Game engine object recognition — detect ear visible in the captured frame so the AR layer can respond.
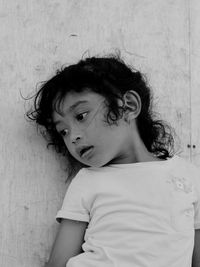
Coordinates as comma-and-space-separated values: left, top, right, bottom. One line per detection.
123, 90, 141, 122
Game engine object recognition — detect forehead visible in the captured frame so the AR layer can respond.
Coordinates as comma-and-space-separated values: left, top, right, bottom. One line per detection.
62, 90, 104, 107
52, 90, 105, 120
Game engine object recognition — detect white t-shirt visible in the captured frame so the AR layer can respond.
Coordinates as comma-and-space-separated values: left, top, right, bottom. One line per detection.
56, 156, 200, 267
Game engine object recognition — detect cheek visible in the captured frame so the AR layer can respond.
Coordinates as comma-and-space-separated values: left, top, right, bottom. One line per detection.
91, 112, 111, 133
66, 146, 80, 161
91, 124, 118, 146
89, 121, 110, 140
62, 139, 74, 155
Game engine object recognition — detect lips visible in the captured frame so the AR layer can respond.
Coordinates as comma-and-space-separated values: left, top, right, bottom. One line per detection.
79, 146, 94, 158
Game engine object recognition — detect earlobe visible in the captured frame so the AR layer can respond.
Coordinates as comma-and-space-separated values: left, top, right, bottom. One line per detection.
123, 90, 141, 121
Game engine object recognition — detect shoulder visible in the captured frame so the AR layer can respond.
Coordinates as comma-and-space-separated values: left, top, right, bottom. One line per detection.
71, 167, 102, 183
72, 166, 116, 181
68, 166, 119, 192
67, 167, 104, 193
169, 155, 200, 193
170, 155, 199, 174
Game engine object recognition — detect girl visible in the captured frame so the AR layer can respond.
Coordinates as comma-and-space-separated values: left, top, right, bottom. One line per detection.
27, 55, 200, 267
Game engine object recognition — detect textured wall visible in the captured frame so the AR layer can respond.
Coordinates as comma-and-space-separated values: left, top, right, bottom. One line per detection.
0, 0, 199, 266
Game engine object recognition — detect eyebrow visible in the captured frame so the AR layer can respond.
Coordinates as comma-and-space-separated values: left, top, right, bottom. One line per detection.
54, 100, 89, 126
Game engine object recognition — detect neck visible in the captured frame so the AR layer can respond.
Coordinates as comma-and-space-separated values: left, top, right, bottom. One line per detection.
120, 125, 163, 164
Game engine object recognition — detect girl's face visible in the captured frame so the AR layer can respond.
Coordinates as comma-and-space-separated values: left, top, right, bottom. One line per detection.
53, 90, 135, 167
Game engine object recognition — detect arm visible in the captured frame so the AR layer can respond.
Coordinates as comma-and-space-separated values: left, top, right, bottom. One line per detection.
45, 219, 88, 267
192, 229, 200, 267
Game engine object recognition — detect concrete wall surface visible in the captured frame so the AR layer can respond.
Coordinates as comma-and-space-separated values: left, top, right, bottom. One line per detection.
0, 0, 200, 266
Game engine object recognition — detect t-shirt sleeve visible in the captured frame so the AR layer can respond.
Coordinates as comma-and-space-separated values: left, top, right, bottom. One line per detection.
190, 163, 200, 229
56, 169, 90, 223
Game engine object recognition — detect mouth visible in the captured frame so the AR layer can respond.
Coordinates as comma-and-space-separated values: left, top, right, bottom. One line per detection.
80, 146, 94, 158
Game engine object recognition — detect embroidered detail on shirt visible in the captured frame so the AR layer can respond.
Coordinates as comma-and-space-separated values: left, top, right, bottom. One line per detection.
167, 176, 193, 193
185, 208, 193, 217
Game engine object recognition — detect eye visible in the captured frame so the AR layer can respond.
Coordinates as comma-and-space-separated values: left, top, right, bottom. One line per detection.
76, 112, 88, 121
59, 129, 69, 137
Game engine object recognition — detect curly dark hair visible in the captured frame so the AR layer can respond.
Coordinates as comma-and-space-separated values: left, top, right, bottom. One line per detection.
26, 54, 174, 178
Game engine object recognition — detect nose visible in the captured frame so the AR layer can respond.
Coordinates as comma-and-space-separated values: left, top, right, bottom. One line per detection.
71, 131, 82, 144
72, 136, 81, 144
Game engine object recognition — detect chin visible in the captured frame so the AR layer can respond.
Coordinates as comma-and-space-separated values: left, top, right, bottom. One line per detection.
86, 162, 105, 168
82, 158, 110, 168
